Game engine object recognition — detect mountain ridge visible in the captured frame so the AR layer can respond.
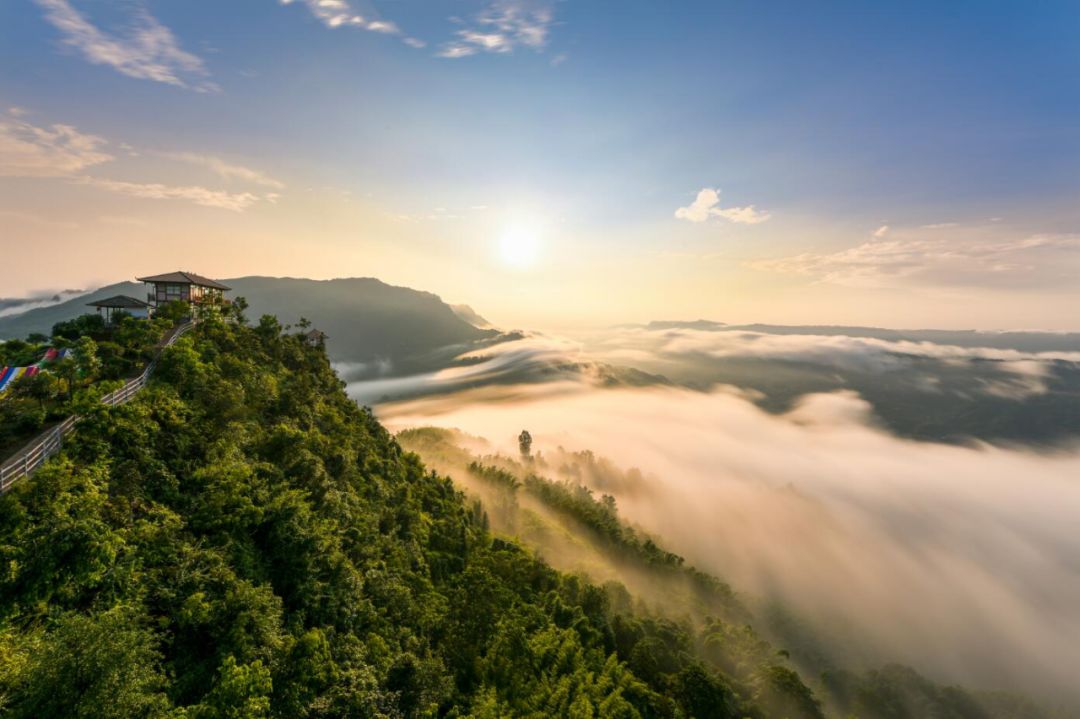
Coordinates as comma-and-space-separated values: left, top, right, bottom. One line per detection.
0, 276, 496, 372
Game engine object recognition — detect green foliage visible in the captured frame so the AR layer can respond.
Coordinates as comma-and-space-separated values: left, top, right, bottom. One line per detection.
51, 313, 106, 343
0, 314, 173, 456
0, 607, 172, 719
156, 300, 193, 325
0, 317, 773, 718
188, 656, 273, 719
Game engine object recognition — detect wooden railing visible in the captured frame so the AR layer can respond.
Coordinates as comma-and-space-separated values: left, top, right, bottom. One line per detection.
0, 322, 194, 493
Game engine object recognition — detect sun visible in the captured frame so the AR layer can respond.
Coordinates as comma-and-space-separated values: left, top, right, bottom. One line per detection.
497, 223, 541, 269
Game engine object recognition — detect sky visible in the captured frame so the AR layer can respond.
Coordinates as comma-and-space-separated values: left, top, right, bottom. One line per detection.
1, 0, 1079, 330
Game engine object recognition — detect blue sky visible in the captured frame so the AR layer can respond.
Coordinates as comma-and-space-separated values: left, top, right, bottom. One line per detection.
2, 0, 1079, 328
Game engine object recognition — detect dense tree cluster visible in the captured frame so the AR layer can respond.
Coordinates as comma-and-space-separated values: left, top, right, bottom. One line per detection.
0, 312, 774, 718
0, 310, 180, 457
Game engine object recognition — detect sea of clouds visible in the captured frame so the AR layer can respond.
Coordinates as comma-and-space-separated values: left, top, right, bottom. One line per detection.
346, 325, 1080, 701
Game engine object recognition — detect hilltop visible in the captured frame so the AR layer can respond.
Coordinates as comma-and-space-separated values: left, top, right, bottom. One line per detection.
0, 276, 495, 374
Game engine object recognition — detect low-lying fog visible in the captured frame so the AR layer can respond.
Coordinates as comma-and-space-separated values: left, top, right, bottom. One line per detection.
343, 324, 1080, 702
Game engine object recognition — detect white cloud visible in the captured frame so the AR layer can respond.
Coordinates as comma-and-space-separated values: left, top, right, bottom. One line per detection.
674, 187, 771, 225
873, 224, 890, 238
280, 0, 413, 43
751, 232, 1080, 288
0, 115, 113, 177
439, 0, 556, 59
77, 176, 260, 212
366, 20, 399, 34
161, 151, 285, 189
437, 44, 477, 59
33, 0, 216, 91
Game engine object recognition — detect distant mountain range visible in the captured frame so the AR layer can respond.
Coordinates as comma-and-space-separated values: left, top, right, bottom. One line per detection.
0, 277, 496, 375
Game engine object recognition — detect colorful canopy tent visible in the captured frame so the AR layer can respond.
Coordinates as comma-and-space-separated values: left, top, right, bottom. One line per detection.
0, 347, 67, 394
0, 366, 38, 393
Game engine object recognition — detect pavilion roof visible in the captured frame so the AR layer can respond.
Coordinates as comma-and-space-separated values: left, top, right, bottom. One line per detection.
135, 271, 231, 290
86, 295, 152, 309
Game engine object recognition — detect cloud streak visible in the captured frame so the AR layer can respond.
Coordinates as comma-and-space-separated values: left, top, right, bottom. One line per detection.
279, 0, 428, 48
0, 288, 87, 318
76, 176, 261, 212
1, 110, 280, 212
0, 117, 112, 177
160, 152, 285, 189
752, 231, 1080, 288
33, 0, 216, 91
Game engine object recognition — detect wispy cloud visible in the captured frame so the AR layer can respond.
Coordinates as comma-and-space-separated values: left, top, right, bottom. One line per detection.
279, 0, 428, 47
161, 151, 285, 189
674, 187, 771, 225
752, 232, 1080, 288
33, 0, 217, 92
1, 110, 274, 212
0, 288, 88, 318
0, 116, 112, 177
438, 0, 556, 59
873, 224, 890, 238
77, 176, 260, 212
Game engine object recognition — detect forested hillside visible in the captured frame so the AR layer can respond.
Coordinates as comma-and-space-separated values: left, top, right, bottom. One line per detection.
0, 311, 818, 718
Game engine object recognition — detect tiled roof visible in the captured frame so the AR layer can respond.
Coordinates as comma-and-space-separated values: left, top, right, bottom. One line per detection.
86, 295, 152, 309
135, 271, 231, 290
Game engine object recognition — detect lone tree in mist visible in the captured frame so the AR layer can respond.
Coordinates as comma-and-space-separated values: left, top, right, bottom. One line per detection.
518, 430, 533, 460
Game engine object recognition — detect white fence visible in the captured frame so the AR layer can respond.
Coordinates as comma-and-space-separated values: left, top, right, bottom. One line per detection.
0, 322, 193, 493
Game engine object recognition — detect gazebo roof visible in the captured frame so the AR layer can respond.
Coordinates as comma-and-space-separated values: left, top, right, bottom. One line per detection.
136, 271, 231, 290
87, 295, 152, 309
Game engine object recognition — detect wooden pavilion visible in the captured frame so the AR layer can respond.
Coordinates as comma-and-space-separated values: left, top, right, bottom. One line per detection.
304, 329, 328, 347
86, 295, 153, 324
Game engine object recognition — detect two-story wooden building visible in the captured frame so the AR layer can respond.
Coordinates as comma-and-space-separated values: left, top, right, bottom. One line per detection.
137, 271, 231, 311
